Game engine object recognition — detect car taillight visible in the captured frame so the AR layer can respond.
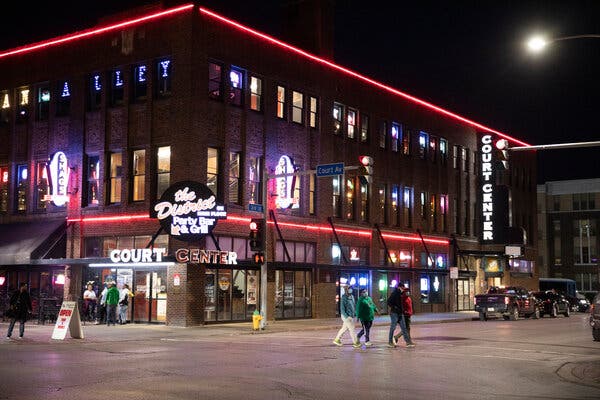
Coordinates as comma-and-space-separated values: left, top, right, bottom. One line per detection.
504, 297, 510, 305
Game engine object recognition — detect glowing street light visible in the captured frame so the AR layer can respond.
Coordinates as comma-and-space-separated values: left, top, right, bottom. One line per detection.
526, 34, 600, 53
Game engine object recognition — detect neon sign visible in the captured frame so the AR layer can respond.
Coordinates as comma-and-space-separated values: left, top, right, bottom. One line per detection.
275, 155, 298, 209
47, 151, 70, 206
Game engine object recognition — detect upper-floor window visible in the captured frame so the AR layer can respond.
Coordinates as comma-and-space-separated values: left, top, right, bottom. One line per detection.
379, 185, 388, 225
573, 193, 596, 210
553, 195, 560, 211
453, 145, 459, 169
440, 194, 448, 232
347, 109, 356, 139
156, 58, 172, 97
16, 87, 29, 123
333, 103, 343, 134
461, 148, 468, 172
0, 90, 10, 124
248, 157, 262, 205
35, 162, 48, 210
360, 114, 369, 143
391, 122, 401, 152
108, 152, 123, 204
110, 69, 125, 106
360, 180, 369, 222
229, 67, 243, 106
391, 185, 400, 226
250, 76, 262, 111
276, 86, 286, 119
37, 84, 50, 121
56, 81, 71, 116
418, 132, 429, 159
85, 155, 100, 206
132, 64, 148, 102
16, 164, 28, 212
88, 73, 102, 110
156, 146, 171, 197
292, 91, 304, 124
229, 152, 240, 204
403, 187, 413, 227
402, 129, 411, 155
0, 165, 8, 212
573, 219, 597, 264
429, 136, 437, 163
309, 173, 316, 215
332, 175, 341, 217
429, 194, 437, 230
346, 178, 355, 220
439, 138, 448, 164
309, 96, 318, 128
379, 121, 387, 149
207, 147, 220, 199
132, 149, 145, 202
208, 62, 223, 100
420, 191, 427, 220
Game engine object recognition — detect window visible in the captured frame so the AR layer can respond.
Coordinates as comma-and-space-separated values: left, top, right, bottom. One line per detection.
391, 185, 400, 226
16, 164, 28, 212
461, 148, 468, 172
229, 152, 240, 204
292, 91, 304, 124
108, 152, 123, 203
36, 162, 48, 210
110, 69, 125, 106
360, 180, 369, 222
453, 145, 459, 169
131, 64, 148, 102
346, 178, 355, 220
276, 86, 286, 119
379, 121, 387, 149
333, 176, 341, 217
16, 87, 29, 123
0, 166, 9, 212
309, 173, 316, 215
132, 150, 145, 201
156, 58, 172, 97
430, 194, 437, 230
573, 193, 595, 210
37, 84, 50, 121
156, 146, 171, 197
347, 109, 356, 139
208, 62, 223, 100
553, 196, 560, 211
309, 96, 318, 128
248, 157, 262, 204
418, 132, 428, 159
440, 194, 448, 232
402, 129, 411, 155
420, 274, 444, 303
573, 219, 597, 264
439, 139, 448, 164
333, 103, 343, 134
250, 76, 262, 111
86, 155, 100, 206
56, 81, 71, 116
391, 123, 400, 152
403, 187, 413, 227
207, 147, 219, 198
360, 114, 369, 143
88, 73, 102, 110
429, 136, 437, 163
420, 191, 427, 220
379, 185, 388, 224
229, 67, 243, 106
1, 90, 10, 124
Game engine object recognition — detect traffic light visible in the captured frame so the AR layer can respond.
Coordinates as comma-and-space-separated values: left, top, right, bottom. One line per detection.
495, 139, 509, 170
249, 218, 266, 252
253, 252, 265, 264
358, 155, 374, 185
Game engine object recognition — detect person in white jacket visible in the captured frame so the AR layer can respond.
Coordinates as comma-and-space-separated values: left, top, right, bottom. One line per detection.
118, 284, 133, 324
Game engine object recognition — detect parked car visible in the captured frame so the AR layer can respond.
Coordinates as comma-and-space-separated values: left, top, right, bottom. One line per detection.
564, 292, 591, 312
475, 286, 539, 321
590, 293, 600, 341
532, 291, 570, 318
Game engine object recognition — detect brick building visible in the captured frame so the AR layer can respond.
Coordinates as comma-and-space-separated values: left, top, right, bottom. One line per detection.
0, 2, 537, 325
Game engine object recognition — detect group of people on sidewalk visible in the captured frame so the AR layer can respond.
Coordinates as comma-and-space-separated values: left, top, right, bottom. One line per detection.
96, 281, 134, 326
333, 283, 416, 348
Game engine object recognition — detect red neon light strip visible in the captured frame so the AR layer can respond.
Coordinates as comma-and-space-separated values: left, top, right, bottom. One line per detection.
0, 4, 194, 59
69, 213, 446, 245
199, 7, 530, 147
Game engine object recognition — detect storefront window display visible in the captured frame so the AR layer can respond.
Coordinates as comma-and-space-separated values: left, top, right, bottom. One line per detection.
275, 269, 311, 319
205, 268, 259, 322
420, 274, 445, 303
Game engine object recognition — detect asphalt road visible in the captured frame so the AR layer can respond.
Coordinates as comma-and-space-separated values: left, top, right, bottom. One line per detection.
1, 313, 598, 400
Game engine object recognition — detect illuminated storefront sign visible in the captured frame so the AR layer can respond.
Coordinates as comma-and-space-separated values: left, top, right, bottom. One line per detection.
275, 155, 299, 209
47, 151, 70, 206
175, 248, 237, 265
152, 181, 227, 242
110, 248, 167, 263
480, 134, 494, 241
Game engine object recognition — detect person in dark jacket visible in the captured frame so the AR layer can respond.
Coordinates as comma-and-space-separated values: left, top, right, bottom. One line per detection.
6, 283, 33, 339
387, 283, 414, 347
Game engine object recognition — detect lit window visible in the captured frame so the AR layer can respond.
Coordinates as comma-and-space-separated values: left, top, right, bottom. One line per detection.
453, 145, 459, 169
110, 69, 124, 106
440, 194, 448, 232
250, 76, 262, 111
420, 191, 427, 219
419, 132, 428, 158
0, 165, 9, 213
346, 178, 355, 220
309, 96, 318, 128
17, 87, 30, 122
156, 146, 171, 197
461, 148, 468, 172
276, 86, 286, 118
37, 85, 50, 121
207, 147, 219, 198
379, 185, 387, 225
309, 173, 316, 215
56, 81, 71, 116
403, 187, 413, 227
402, 129, 411, 155
229, 67, 243, 106
88, 73, 102, 110
360, 115, 369, 143
391, 122, 401, 152
332, 175, 341, 217
248, 157, 262, 204
1, 90, 10, 124
292, 91, 304, 124
347, 109, 356, 139
109, 152, 123, 204
36, 162, 49, 210
391, 185, 400, 226
16, 164, 28, 212
229, 152, 240, 204
86, 155, 100, 206
439, 139, 448, 164
430, 194, 437, 230
208, 62, 223, 100
133, 64, 148, 101
360, 179, 369, 222
379, 121, 387, 149
333, 103, 343, 134
132, 149, 145, 201
156, 58, 172, 97
429, 137, 437, 162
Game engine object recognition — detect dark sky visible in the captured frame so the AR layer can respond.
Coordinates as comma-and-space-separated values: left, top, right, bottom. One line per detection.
1, 0, 599, 183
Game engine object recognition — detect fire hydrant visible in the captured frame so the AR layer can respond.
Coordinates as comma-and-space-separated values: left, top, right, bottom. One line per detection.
252, 310, 262, 332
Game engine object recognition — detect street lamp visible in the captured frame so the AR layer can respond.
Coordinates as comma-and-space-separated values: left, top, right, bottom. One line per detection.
526, 34, 600, 53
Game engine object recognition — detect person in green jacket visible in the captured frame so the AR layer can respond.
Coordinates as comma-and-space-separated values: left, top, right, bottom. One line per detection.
105, 282, 120, 326
356, 289, 377, 346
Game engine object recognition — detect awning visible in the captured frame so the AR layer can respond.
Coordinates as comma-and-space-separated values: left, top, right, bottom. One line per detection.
0, 219, 67, 265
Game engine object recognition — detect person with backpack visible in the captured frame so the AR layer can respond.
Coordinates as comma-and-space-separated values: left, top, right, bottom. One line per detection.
356, 289, 377, 347
5, 283, 33, 340
387, 283, 414, 348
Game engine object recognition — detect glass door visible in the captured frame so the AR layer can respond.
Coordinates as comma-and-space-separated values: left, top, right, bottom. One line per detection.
132, 269, 167, 323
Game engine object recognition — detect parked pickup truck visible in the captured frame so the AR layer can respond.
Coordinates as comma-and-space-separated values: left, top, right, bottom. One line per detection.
475, 286, 539, 321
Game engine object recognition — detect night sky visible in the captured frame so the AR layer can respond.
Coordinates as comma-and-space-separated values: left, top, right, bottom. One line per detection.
1, 0, 599, 183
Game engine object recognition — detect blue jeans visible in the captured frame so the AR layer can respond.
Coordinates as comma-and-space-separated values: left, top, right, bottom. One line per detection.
106, 304, 117, 325
7, 317, 26, 338
388, 312, 411, 344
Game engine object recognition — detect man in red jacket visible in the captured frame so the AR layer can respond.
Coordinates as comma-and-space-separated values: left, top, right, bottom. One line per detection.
399, 285, 415, 346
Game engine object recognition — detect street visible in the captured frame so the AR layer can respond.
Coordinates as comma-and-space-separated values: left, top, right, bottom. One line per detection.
1, 313, 598, 400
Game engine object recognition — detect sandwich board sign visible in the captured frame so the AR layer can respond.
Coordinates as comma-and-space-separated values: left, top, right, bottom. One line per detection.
51, 301, 84, 340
